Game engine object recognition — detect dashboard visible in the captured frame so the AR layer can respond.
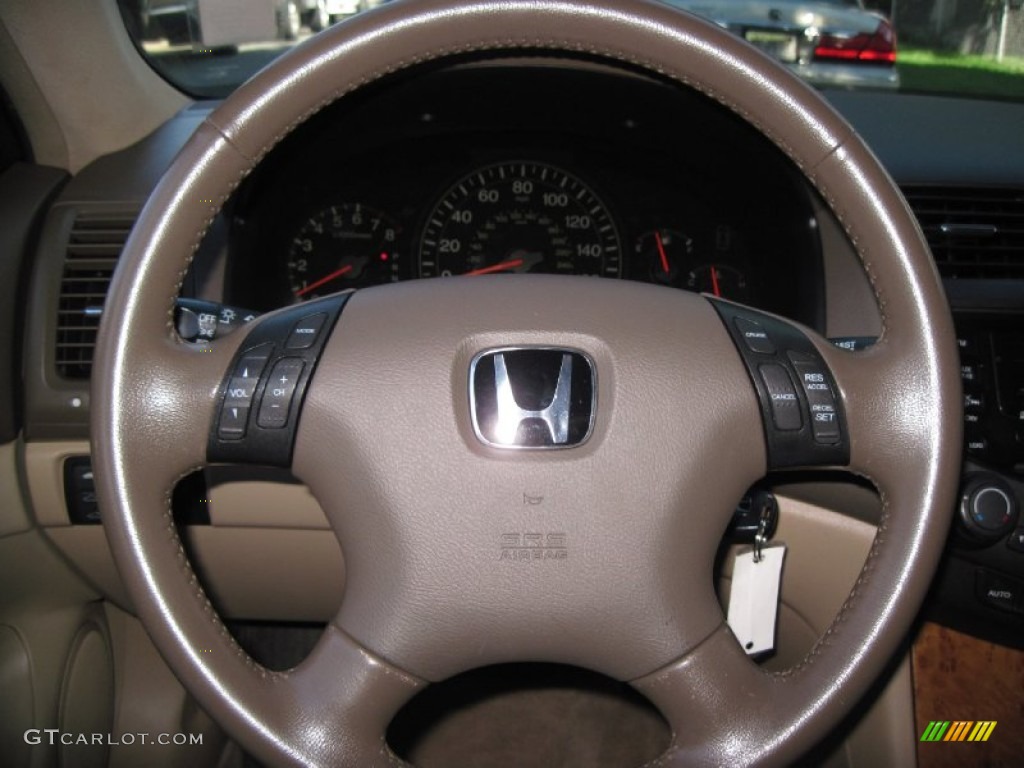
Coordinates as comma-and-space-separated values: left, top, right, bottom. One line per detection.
4, 31, 1024, 766
222, 65, 821, 325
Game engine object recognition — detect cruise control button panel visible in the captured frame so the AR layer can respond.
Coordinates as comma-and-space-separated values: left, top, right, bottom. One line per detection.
208, 294, 349, 467
711, 299, 849, 469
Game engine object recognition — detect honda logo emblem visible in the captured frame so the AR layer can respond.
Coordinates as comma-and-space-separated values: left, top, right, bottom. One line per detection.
469, 348, 596, 449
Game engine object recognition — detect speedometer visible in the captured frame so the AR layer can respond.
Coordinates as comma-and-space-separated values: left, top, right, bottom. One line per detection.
418, 162, 621, 278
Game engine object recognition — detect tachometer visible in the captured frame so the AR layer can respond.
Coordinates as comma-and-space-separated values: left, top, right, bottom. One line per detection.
418, 162, 621, 278
287, 202, 402, 301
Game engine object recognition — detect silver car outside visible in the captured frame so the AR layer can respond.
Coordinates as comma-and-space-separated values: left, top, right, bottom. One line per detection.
662, 0, 900, 89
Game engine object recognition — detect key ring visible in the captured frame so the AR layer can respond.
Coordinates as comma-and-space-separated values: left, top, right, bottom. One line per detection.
753, 501, 772, 563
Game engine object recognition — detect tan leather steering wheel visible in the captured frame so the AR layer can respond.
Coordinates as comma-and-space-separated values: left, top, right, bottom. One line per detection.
92, 0, 961, 765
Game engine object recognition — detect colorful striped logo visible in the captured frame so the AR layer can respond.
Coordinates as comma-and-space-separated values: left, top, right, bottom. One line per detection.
920, 721, 997, 742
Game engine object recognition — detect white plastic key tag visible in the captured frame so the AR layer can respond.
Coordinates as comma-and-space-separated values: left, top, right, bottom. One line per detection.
727, 544, 786, 656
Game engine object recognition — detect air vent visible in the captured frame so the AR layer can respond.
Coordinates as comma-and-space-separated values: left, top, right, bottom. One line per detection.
55, 213, 135, 379
901, 187, 1024, 280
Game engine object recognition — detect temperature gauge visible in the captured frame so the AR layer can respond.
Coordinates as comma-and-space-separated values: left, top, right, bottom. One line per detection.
634, 229, 693, 286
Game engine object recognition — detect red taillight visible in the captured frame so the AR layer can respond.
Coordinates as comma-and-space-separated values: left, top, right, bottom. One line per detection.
814, 20, 896, 64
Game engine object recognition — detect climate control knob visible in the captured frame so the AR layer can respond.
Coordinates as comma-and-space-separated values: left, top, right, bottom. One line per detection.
958, 474, 1020, 545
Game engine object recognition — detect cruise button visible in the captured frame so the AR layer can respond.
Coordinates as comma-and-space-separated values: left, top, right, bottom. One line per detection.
734, 317, 776, 354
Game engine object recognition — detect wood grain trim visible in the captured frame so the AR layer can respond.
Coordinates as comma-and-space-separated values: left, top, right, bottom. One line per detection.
913, 622, 1024, 768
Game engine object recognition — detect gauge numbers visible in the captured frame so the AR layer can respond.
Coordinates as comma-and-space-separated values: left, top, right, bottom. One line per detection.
419, 162, 621, 278
288, 202, 401, 301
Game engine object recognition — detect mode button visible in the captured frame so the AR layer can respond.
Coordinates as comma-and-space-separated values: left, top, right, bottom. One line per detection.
285, 313, 328, 350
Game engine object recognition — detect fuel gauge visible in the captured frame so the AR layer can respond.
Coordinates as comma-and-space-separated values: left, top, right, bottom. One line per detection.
685, 264, 749, 302
634, 229, 693, 286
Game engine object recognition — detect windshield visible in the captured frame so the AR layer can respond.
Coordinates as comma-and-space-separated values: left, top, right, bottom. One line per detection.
118, 0, 1024, 100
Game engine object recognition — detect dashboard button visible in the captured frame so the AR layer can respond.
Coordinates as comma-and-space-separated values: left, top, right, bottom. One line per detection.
975, 569, 1024, 615
961, 363, 983, 384
258, 359, 305, 429
1007, 528, 1024, 554
734, 318, 775, 354
758, 364, 802, 431
957, 335, 980, 360
965, 393, 984, 410
285, 313, 328, 350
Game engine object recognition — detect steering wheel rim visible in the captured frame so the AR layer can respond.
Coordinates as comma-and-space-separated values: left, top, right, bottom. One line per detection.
92, 0, 962, 765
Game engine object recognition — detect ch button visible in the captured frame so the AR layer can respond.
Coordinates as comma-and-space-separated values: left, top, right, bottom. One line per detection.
258, 358, 305, 429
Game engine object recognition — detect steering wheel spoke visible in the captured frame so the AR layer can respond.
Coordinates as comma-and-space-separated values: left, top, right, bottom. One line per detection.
269, 625, 425, 767
206, 294, 351, 468
632, 625, 780, 766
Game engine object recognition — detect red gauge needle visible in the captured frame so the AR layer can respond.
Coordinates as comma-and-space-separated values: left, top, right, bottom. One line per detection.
654, 231, 671, 275
710, 265, 722, 297
464, 258, 525, 276
295, 264, 353, 297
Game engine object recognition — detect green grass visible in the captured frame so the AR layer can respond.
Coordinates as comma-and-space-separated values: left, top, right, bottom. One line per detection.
898, 47, 1024, 99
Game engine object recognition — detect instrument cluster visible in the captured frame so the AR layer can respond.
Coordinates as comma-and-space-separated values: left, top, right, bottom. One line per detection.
224, 66, 820, 326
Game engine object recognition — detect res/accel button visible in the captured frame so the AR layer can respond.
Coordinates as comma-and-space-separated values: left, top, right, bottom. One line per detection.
788, 352, 840, 444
